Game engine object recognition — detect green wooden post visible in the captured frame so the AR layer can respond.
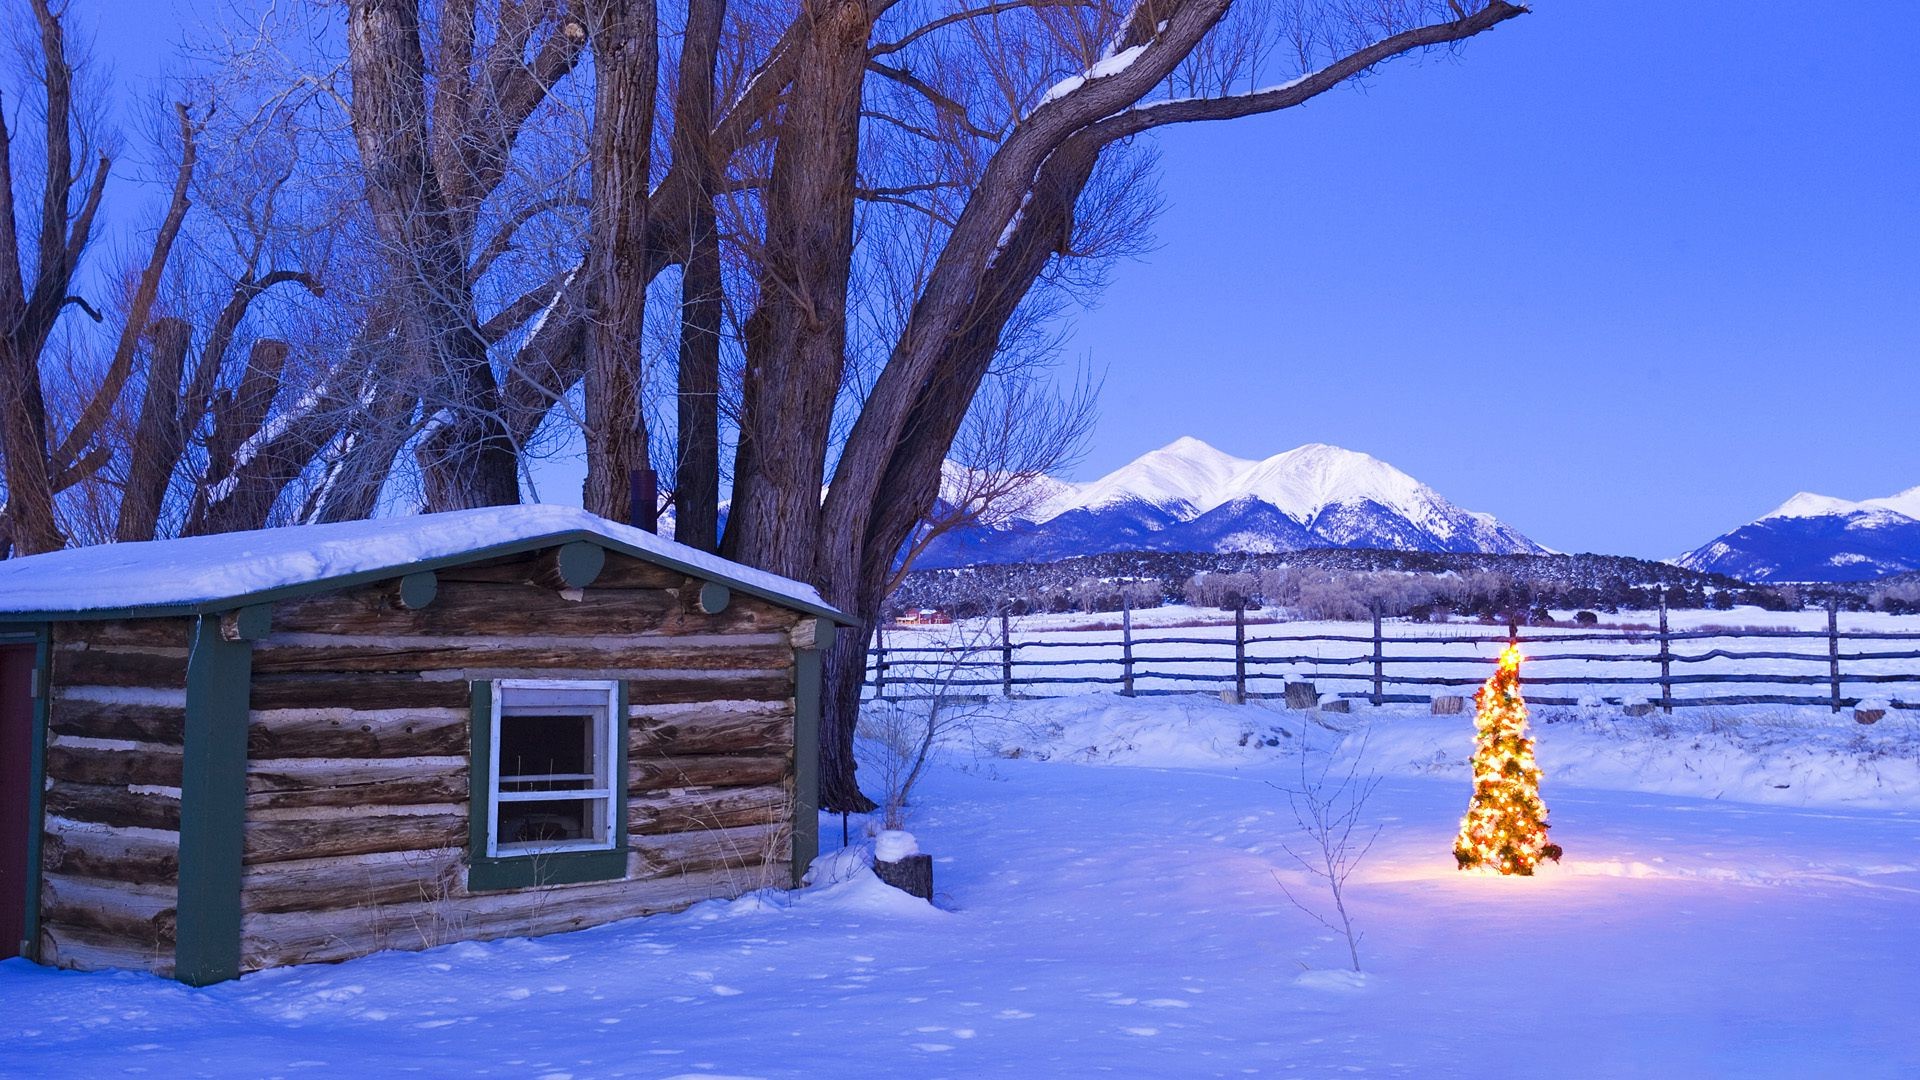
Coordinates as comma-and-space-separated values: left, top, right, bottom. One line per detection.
791, 619, 831, 887
21, 624, 50, 960
175, 610, 260, 985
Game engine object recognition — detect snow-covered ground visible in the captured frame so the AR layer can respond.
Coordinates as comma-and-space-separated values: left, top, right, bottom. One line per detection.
5, 693, 1919, 1077
875, 605, 1920, 704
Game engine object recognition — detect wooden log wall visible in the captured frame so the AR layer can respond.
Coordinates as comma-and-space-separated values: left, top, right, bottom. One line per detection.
238, 549, 804, 972
39, 618, 192, 977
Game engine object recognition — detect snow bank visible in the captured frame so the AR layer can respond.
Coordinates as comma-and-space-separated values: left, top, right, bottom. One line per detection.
966, 693, 1299, 768
1357, 705, 1920, 811
915, 692, 1920, 809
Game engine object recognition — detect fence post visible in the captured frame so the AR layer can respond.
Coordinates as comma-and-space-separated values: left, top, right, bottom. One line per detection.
1827, 599, 1842, 713
1234, 601, 1247, 704
1657, 595, 1672, 715
1121, 595, 1135, 697
1370, 602, 1384, 707
1000, 610, 1014, 699
872, 625, 888, 701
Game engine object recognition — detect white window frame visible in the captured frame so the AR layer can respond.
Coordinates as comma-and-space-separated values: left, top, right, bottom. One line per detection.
487, 678, 621, 858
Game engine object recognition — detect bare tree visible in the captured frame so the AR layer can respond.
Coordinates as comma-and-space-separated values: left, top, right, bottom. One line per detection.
1271, 730, 1380, 973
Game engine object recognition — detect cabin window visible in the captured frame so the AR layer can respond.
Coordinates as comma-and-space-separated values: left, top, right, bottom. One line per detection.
486, 680, 622, 858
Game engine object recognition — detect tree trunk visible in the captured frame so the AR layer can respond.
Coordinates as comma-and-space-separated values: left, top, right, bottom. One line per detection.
581, 0, 658, 522
721, 0, 870, 580
114, 318, 193, 542
345, 0, 519, 513
669, 0, 725, 553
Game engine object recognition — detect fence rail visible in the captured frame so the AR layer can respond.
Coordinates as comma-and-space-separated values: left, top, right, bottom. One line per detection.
863, 599, 1920, 713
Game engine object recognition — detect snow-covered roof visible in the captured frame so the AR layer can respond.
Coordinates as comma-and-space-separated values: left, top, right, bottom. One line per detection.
0, 504, 845, 622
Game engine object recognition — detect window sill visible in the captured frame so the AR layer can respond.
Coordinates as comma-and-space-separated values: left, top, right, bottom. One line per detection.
468, 846, 629, 892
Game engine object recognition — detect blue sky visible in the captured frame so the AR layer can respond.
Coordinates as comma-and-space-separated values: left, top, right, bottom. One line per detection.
1059, 3, 1919, 557
79, 2, 1919, 558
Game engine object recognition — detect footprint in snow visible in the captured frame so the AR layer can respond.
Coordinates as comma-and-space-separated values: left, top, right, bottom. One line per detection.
711, 986, 743, 997
1123, 1027, 1159, 1037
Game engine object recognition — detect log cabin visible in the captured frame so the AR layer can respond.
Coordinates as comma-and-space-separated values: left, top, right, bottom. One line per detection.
0, 505, 847, 985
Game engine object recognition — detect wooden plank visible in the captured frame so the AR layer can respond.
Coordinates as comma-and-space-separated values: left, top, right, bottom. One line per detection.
627, 670, 793, 706
49, 697, 186, 745
242, 847, 465, 915
248, 706, 469, 759
237, 866, 755, 972
244, 807, 468, 864
628, 783, 792, 836
629, 821, 792, 877
246, 756, 468, 810
631, 753, 791, 792
40, 871, 176, 949
53, 619, 194, 649
42, 819, 179, 885
46, 741, 184, 787
51, 645, 188, 689
271, 580, 803, 639
44, 780, 181, 831
249, 673, 472, 712
38, 922, 174, 976
251, 637, 795, 676
630, 699, 793, 755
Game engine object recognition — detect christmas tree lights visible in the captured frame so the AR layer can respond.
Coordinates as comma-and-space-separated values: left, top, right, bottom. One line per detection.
1454, 644, 1563, 875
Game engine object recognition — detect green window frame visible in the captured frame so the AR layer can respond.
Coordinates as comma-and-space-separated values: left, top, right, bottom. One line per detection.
468, 678, 629, 892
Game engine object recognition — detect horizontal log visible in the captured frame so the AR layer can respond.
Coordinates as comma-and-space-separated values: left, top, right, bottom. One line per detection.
271, 579, 803, 639
630, 699, 793, 756
54, 618, 193, 649
627, 670, 793, 706
42, 819, 179, 885
629, 783, 792, 836
45, 780, 180, 831
38, 922, 173, 976
248, 706, 469, 759
246, 756, 468, 810
249, 673, 471, 712
631, 753, 791, 792
41, 871, 177, 949
47, 741, 183, 788
50, 697, 186, 745
630, 821, 792, 878
245, 806, 468, 864
243, 847, 465, 915
52, 644, 188, 690
238, 866, 755, 972
251, 637, 795, 676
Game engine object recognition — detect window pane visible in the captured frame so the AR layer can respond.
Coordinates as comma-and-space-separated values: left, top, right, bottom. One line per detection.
499, 712, 592, 787
497, 798, 592, 847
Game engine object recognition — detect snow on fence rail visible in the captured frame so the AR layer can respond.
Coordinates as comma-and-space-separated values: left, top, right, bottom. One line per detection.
862, 601, 1920, 713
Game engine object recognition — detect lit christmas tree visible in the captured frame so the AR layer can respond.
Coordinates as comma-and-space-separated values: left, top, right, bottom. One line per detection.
1454, 644, 1564, 875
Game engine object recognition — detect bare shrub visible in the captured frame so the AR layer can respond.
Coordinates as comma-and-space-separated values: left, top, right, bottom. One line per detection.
1271, 731, 1381, 973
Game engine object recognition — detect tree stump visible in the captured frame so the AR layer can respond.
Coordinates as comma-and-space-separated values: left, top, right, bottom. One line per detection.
1622, 703, 1656, 717
1320, 698, 1351, 714
1284, 682, 1318, 710
874, 854, 934, 901
1855, 708, 1887, 725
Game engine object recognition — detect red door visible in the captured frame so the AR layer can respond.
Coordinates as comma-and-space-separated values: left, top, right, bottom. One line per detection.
0, 643, 35, 961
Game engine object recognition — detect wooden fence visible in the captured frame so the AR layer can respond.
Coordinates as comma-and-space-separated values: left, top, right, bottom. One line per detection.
863, 601, 1920, 713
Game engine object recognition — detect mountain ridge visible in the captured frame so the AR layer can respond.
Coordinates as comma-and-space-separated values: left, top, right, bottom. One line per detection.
920, 438, 1544, 567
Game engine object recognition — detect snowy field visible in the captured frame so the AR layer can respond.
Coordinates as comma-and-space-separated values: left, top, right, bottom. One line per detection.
5, 693, 1920, 1078
874, 605, 1920, 706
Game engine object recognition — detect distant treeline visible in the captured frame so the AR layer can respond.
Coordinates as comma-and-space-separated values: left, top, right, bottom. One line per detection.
891, 548, 1920, 621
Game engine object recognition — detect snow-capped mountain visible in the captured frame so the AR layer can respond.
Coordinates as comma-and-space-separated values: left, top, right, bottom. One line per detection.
1677, 487, 1920, 582
917, 437, 1544, 567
